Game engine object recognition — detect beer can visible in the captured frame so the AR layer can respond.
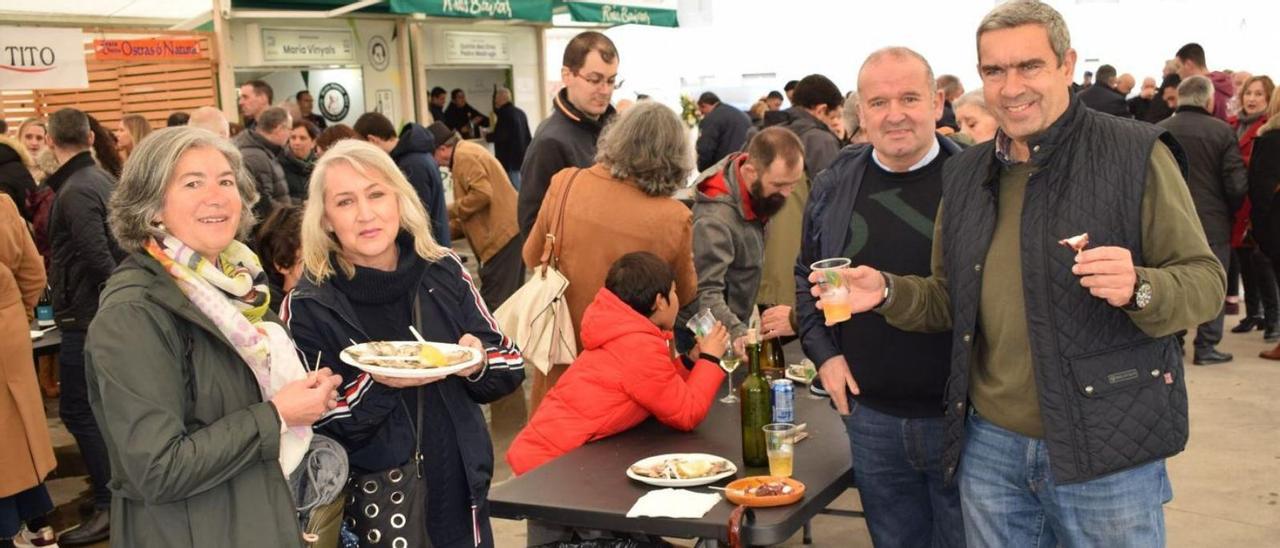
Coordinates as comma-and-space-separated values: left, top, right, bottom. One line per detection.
771, 379, 795, 424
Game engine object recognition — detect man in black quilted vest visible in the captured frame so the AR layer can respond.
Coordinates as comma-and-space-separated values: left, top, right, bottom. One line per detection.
807, 1, 1225, 545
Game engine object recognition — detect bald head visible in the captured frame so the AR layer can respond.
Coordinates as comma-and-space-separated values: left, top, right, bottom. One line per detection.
188, 107, 230, 139
858, 46, 936, 96
1116, 73, 1136, 95
495, 87, 512, 108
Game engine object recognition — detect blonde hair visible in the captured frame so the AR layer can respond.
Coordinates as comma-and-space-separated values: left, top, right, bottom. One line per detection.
1258, 89, 1280, 136
121, 114, 153, 150
301, 139, 447, 282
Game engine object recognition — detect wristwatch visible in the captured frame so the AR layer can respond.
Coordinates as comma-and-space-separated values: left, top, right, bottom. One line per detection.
878, 272, 894, 308
1125, 276, 1152, 311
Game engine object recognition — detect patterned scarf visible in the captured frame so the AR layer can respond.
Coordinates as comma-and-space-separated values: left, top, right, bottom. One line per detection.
145, 233, 312, 474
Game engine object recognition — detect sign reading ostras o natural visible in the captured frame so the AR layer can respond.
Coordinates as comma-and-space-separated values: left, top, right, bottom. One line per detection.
260, 28, 356, 64
94, 39, 202, 61
444, 32, 510, 64
0, 26, 88, 90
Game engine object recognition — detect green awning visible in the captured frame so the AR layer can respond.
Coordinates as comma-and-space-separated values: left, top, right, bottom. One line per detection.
388, 0, 554, 21
558, 1, 678, 27
231, 0, 678, 27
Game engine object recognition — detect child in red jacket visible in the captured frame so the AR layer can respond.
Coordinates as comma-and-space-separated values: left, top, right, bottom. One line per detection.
507, 252, 729, 476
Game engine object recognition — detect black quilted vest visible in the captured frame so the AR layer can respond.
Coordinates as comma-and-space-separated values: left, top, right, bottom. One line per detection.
939, 97, 1190, 485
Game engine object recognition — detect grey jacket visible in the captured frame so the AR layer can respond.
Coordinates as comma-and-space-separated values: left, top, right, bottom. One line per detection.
234, 130, 290, 222
1158, 106, 1248, 246
86, 254, 305, 548
689, 153, 765, 339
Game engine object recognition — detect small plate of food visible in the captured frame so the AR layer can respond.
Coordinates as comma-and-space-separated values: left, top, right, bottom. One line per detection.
723, 476, 805, 507
626, 453, 738, 487
340, 341, 483, 378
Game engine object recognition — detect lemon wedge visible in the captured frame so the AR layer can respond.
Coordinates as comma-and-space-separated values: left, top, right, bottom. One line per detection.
416, 345, 446, 367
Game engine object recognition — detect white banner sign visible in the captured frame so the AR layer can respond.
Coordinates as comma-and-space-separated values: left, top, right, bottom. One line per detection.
0, 26, 88, 90
260, 28, 355, 64
444, 32, 510, 64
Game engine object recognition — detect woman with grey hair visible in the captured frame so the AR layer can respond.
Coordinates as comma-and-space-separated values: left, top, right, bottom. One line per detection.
841, 91, 868, 145
522, 100, 698, 409
954, 89, 999, 143
84, 126, 342, 547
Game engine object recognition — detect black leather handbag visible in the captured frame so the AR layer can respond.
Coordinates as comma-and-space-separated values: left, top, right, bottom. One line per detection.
344, 390, 431, 548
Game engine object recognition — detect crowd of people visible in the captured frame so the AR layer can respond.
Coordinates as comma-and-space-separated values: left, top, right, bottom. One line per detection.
0, 0, 1276, 546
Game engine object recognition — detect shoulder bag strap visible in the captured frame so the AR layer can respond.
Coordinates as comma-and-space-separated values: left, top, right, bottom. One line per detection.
537, 168, 585, 277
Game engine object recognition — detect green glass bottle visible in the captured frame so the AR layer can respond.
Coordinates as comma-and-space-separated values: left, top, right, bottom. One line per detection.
740, 329, 772, 467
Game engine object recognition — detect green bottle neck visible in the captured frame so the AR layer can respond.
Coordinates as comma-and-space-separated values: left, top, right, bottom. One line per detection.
747, 342, 763, 375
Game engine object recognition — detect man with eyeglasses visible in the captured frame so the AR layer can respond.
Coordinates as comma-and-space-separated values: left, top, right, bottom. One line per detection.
518, 30, 620, 413
812, 1, 1223, 545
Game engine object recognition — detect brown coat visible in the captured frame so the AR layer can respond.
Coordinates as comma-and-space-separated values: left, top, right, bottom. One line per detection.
523, 164, 697, 346
0, 194, 55, 497
448, 140, 519, 262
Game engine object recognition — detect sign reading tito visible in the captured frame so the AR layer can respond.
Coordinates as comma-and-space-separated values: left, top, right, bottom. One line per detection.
0, 26, 88, 90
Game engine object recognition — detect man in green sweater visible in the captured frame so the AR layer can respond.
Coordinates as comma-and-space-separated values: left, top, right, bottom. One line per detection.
809, 1, 1224, 545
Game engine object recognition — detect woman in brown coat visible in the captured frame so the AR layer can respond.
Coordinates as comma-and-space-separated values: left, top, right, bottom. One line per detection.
0, 194, 59, 545
523, 100, 698, 413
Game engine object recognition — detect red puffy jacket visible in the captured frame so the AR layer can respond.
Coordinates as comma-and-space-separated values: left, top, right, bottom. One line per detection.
507, 288, 725, 476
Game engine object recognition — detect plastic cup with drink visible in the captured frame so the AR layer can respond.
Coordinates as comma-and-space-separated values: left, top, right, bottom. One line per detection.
763, 423, 797, 477
811, 258, 853, 324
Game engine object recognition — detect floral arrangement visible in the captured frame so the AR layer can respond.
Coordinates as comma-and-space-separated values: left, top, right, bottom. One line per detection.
679, 94, 700, 128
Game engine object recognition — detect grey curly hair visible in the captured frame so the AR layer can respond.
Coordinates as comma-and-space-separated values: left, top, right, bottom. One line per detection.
594, 100, 693, 197
109, 126, 258, 253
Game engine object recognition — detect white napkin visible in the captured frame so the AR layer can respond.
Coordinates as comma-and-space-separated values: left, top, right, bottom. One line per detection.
626, 488, 722, 519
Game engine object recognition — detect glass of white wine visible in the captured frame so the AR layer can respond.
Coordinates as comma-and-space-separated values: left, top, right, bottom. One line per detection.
719, 347, 741, 403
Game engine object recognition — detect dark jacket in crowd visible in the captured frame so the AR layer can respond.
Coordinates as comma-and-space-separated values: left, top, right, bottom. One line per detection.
696, 103, 752, 172
233, 130, 290, 222
1248, 130, 1280, 257
1128, 96, 1154, 121
85, 255, 306, 548
937, 101, 959, 132
796, 137, 963, 369
390, 123, 451, 247
430, 104, 446, 123
277, 150, 314, 202
47, 151, 125, 330
486, 102, 532, 175
443, 103, 490, 138
773, 106, 841, 177
304, 112, 327, 130
1078, 84, 1131, 118
284, 246, 523, 547
518, 88, 615, 238
1159, 105, 1247, 246
0, 138, 35, 222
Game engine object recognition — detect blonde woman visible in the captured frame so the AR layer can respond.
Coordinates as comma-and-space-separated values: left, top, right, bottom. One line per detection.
113, 114, 153, 162
283, 139, 523, 547
1249, 90, 1280, 359
85, 126, 342, 547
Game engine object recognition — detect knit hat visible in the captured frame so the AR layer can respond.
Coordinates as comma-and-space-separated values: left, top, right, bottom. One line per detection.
425, 122, 459, 150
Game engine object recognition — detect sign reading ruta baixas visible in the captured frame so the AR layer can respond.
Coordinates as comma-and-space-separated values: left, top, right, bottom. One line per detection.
388, 0, 554, 22
259, 27, 355, 64
0, 26, 88, 90
444, 32, 510, 64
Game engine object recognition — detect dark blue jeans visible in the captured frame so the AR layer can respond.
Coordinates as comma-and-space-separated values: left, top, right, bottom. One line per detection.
842, 401, 965, 548
58, 329, 112, 509
959, 412, 1171, 547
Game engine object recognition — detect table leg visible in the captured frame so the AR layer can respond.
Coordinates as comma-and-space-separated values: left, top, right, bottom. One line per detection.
803, 520, 812, 544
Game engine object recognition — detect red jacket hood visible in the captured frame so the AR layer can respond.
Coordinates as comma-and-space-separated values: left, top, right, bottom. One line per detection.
580, 287, 671, 351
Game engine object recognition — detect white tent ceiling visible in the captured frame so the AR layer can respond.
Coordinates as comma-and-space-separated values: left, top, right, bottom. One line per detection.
0, 1, 211, 21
